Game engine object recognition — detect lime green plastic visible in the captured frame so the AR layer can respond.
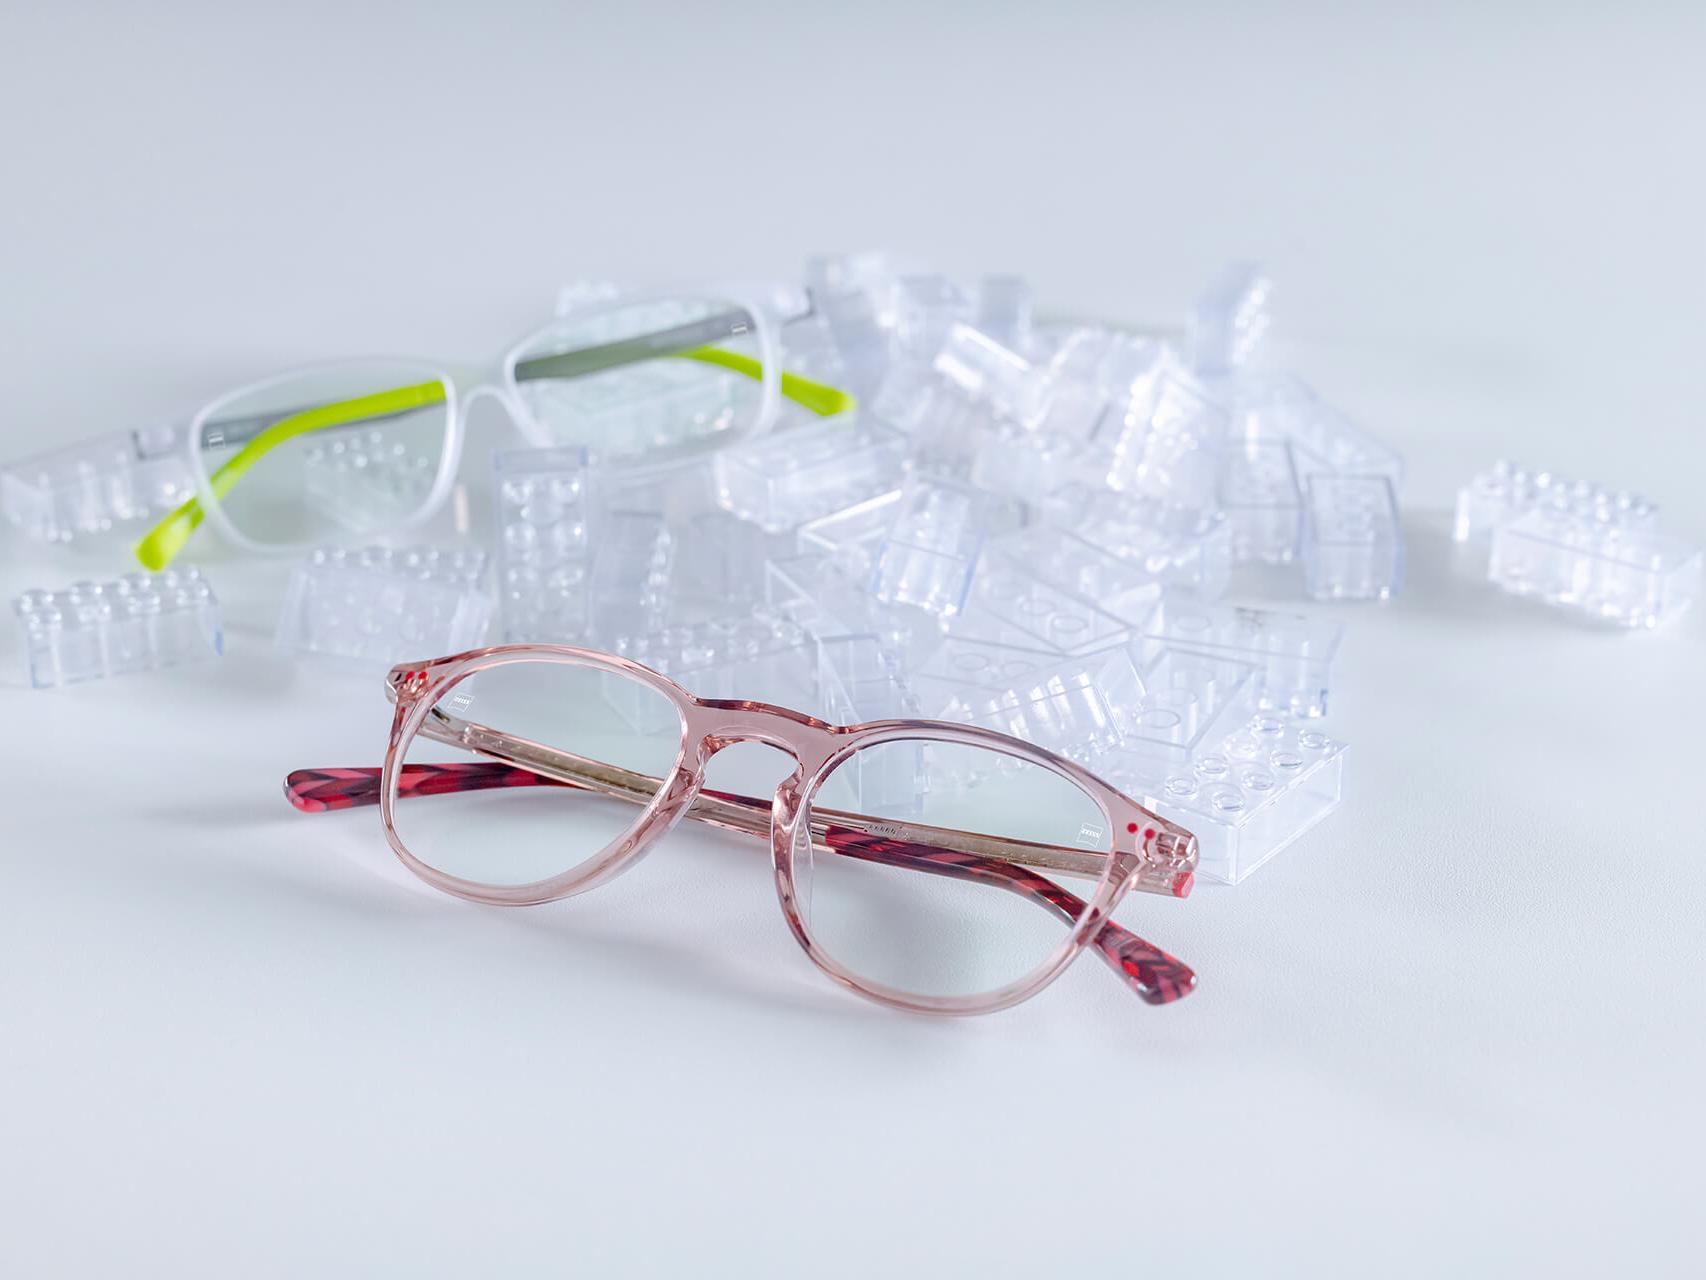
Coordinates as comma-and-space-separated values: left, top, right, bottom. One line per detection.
134, 380, 447, 570
679, 346, 856, 417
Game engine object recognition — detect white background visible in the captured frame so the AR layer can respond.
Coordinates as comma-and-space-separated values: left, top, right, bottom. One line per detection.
2, 3, 1703, 1275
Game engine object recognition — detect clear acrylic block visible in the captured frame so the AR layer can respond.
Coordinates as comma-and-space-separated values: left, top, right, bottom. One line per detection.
765, 551, 931, 662
1059, 500, 1234, 600
1101, 365, 1229, 524
1120, 646, 1260, 764
1186, 261, 1272, 375
302, 426, 439, 531
1135, 592, 1345, 718
493, 448, 597, 642
1220, 437, 1302, 564
591, 510, 675, 646
909, 634, 1067, 719
968, 429, 1090, 505
869, 479, 992, 619
1487, 508, 1703, 629
891, 275, 974, 363
933, 323, 1051, 423
606, 612, 816, 729
954, 549, 1139, 656
1453, 460, 1657, 563
275, 546, 491, 663
797, 489, 904, 579
1302, 474, 1403, 601
15, 568, 222, 688
670, 510, 785, 613
1098, 715, 1345, 884
813, 635, 926, 814
713, 416, 906, 534
1, 426, 192, 543
1237, 374, 1404, 490
939, 646, 1149, 762
991, 524, 1166, 627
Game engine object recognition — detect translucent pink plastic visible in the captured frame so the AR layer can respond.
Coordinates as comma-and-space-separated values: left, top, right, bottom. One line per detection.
285, 645, 1201, 1016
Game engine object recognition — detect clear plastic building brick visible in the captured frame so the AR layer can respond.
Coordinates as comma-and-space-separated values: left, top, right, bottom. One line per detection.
1135, 592, 1345, 718
892, 275, 973, 363
302, 426, 439, 531
275, 546, 491, 664
1098, 715, 1345, 884
493, 448, 597, 642
940, 646, 1149, 762
1220, 437, 1302, 564
713, 416, 906, 533
517, 362, 747, 459
1118, 646, 1260, 764
606, 612, 816, 730
1486, 508, 1703, 629
975, 275, 1035, 353
765, 551, 931, 663
954, 548, 1138, 656
909, 634, 1067, 720
969, 429, 1091, 505
1099, 363, 1230, 527
1236, 374, 1404, 490
932, 324, 1051, 424
797, 489, 904, 579
993, 524, 1166, 628
1186, 261, 1272, 376
1051, 497, 1234, 600
1302, 474, 1403, 601
813, 634, 927, 813
869, 479, 993, 619
15, 569, 222, 688
1453, 461, 1658, 573
591, 510, 675, 646
670, 510, 786, 614
1, 427, 192, 543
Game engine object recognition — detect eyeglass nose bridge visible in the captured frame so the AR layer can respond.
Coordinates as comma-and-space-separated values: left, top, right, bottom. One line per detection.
687, 699, 838, 778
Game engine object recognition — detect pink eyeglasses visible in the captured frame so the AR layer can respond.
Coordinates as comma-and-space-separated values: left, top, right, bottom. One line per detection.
283, 644, 1200, 1015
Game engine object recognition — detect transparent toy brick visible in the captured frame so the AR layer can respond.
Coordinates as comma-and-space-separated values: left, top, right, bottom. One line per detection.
1302, 474, 1403, 601
590, 510, 675, 646
1, 426, 192, 543
276, 546, 490, 663
493, 448, 597, 642
932, 323, 1051, 424
994, 524, 1166, 629
869, 479, 992, 619
1220, 437, 1302, 564
1057, 499, 1234, 600
909, 634, 1066, 719
1237, 374, 1404, 490
670, 510, 786, 615
1135, 592, 1344, 718
1453, 460, 1658, 575
975, 275, 1034, 353
517, 362, 747, 459
1186, 261, 1272, 376
1486, 508, 1702, 629
606, 612, 816, 731
954, 548, 1138, 656
892, 274, 974, 363
713, 416, 906, 534
940, 646, 1148, 763
813, 634, 927, 814
302, 426, 439, 531
969, 428, 1090, 505
797, 489, 904, 579
1098, 715, 1345, 884
15, 569, 222, 688
1119, 646, 1260, 764
765, 550, 932, 664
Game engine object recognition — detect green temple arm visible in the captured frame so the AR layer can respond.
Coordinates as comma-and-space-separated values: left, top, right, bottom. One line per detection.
135, 380, 447, 570
135, 352, 854, 570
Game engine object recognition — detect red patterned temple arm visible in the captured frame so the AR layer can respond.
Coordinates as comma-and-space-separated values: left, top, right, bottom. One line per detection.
284, 763, 1196, 1005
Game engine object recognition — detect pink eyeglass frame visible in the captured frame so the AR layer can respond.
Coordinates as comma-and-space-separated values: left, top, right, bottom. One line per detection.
284, 644, 1201, 1016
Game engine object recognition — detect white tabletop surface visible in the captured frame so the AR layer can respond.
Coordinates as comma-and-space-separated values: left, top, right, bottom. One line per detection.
3, 5, 1702, 1276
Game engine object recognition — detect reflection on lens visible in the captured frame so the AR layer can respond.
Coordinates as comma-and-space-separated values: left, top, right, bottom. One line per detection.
800, 739, 1113, 999
511, 298, 766, 460
197, 361, 453, 547
395, 660, 683, 887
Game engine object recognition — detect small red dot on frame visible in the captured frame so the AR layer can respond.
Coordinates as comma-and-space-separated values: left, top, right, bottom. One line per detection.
1127, 822, 1138, 834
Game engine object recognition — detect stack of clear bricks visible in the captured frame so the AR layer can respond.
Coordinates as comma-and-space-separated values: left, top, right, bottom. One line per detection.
275, 545, 492, 663
14, 569, 222, 687
1453, 461, 1700, 628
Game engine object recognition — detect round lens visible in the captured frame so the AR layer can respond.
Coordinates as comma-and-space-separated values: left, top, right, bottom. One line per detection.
509, 298, 771, 461
798, 737, 1114, 1000
395, 658, 684, 888
196, 361, 453, 547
